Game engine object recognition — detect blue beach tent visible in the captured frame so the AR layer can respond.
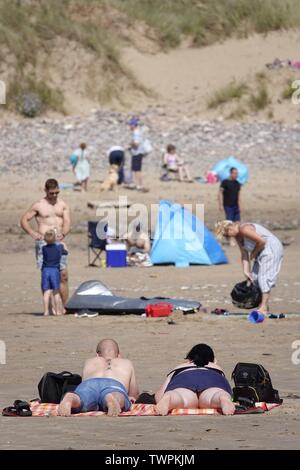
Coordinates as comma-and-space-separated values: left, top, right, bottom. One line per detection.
212, 156, 249, 185
150, 200, 228, 267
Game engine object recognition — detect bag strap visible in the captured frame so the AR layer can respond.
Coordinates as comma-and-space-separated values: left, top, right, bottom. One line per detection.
167, 366, 198, 377
204, 366, 225, 377
59, 371, 74, 377
258, 365, 272, 384
168, 365, 225, 378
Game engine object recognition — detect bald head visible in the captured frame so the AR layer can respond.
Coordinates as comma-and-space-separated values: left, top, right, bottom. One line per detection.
96, 338, 120, 358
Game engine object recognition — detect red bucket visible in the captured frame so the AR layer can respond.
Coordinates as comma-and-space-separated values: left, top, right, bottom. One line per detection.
145, 303, 172, 317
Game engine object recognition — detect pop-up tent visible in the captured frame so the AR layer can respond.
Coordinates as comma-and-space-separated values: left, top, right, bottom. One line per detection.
150, 200, 228, 267
212, 156, 249, 185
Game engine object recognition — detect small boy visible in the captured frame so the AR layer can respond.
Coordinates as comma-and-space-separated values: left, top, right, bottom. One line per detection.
41, 229, 67, 316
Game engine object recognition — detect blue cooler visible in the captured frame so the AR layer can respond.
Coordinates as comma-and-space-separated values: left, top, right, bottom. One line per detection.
106, 243, 127, 267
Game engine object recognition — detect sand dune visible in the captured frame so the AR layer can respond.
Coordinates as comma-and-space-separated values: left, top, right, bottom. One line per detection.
123, 29, 300, 121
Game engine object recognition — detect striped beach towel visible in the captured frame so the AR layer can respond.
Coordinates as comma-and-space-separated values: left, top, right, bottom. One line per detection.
27, 401, 280, 417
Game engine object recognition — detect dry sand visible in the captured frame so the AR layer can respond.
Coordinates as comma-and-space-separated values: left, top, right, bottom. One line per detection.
124, 30, 300, 122
2, 29, 300, 122
0, 169, 300, 450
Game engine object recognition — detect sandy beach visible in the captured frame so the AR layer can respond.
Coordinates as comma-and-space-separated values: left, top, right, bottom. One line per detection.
0, 167, 299, 450
1, 5, 300, 449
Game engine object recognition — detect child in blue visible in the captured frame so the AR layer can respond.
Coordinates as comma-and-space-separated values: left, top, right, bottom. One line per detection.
42, 229, 67, 316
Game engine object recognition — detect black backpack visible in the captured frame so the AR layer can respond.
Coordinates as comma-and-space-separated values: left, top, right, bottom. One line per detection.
232, 363, 282, 405
231, 280, 262, 309
38, 371, 82, 404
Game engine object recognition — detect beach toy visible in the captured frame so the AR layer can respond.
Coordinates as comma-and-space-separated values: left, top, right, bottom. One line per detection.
248, 310, 265, 324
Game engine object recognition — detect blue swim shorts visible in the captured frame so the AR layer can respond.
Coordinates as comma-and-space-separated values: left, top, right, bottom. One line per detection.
224, 205, 240, 222
41, 267, 61, 291
73, 378, 131, 413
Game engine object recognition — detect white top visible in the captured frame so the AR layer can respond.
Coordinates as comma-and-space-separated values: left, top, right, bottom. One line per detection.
106, 243, 127, 251
73, 148, 90, 181
242, 223, 278, 252
130, 128, 144, 156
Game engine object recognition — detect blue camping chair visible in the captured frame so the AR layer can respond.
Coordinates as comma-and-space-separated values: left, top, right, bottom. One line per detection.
88, 221, 107, 266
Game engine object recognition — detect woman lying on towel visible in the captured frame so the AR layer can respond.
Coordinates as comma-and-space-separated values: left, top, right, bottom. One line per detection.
155, 344, 235, 416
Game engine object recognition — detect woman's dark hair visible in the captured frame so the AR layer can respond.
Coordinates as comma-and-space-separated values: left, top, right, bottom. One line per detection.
185, 344, 215, 367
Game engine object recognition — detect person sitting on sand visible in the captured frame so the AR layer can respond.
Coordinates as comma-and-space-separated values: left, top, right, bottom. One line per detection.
122, 221, 151, 254
58, 338, 139, 417
41, 229, 67, 316
155, 343, 235, 416
215, 220, 284, 316
163, 144, 192, 182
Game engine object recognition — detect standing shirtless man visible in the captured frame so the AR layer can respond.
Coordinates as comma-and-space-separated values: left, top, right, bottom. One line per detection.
20, 178, 71, 306
58, 338, 139, 416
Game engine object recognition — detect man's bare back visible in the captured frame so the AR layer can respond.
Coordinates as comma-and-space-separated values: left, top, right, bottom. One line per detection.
82, 356, 136, 393
58, 339, 139, 417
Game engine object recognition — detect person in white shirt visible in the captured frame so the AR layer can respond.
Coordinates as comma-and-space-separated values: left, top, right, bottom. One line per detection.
128, 118, 146, 191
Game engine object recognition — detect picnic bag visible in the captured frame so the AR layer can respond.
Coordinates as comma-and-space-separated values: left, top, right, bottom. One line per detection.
232, 363, 282, 405
142, 138, 153, 155
38, 371, 82, 404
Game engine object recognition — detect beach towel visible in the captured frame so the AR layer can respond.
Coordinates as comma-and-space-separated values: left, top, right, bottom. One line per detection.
9, 401, 280, 417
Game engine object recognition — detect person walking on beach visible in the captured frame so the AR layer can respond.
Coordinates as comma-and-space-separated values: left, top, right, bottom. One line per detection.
128, 117, 146, 192
20, 178, 71, 306
72, 142, 90, 191
218, 167, 241, 246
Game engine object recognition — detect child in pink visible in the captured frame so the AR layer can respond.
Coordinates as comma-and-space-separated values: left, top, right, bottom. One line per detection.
163, 144, 192, 182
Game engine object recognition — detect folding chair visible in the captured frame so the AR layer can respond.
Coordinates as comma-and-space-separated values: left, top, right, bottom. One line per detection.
160, 163, 179, 181
87, 221, 107, 266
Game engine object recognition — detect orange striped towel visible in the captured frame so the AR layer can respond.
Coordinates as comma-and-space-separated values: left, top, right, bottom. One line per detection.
28, 402, 280, 417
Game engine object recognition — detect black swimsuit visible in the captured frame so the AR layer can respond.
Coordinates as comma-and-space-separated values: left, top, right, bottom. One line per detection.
165, 366, 232, 396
